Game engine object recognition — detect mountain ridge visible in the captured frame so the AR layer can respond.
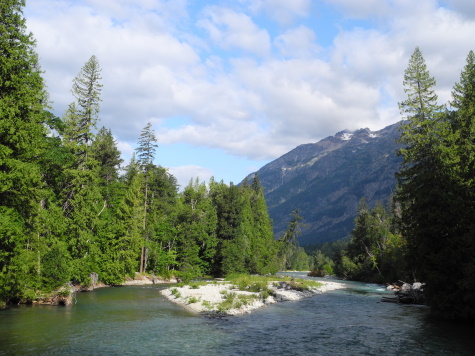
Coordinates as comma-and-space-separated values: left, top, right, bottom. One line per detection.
244, 121, 403, 245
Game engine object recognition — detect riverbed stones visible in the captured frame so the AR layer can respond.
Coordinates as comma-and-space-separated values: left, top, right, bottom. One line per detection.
161, 280, 345, 316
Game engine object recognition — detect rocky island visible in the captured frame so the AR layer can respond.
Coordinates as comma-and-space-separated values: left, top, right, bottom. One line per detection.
161, 275, 345, 316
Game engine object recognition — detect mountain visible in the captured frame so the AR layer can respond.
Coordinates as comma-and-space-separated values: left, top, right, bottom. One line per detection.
244, 122, 403, 246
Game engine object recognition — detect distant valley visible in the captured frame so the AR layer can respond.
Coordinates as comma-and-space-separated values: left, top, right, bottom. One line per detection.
244, 122, 403, 246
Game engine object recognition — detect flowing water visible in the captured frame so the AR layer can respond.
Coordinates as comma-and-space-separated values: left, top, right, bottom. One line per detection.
1, 272, 475, 355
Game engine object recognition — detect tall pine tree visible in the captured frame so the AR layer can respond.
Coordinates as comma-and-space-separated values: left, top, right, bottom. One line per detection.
136, 122, 158, 273
0, 0, 57, 302
396, 47, 449, 281
61, 56, 105, 284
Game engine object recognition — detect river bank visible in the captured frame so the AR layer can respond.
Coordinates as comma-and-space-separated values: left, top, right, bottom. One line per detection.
161, 279, 346, 316
13, 273, 178, 307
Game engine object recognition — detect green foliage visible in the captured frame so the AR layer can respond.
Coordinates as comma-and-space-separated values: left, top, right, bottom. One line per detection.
0, 1, 282, 303
277, 209, 311, 271
187, 296, 200, 304
396, 48, 475, 320
216, 291, 257, 312
309, 250, 335, 276
209, 179, 279, 277
170, 288, 181, 299
0, 0, 70, 302
334, 199, 407, 283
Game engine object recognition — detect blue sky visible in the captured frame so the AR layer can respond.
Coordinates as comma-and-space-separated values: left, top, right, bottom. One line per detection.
24, 0, 475, 188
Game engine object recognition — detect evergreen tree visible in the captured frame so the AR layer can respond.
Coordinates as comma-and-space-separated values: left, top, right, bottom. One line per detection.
60, 56, 105, 284
0, 0, 56, 302
141, 165, 178, 275
248, 174, 278, 274
62, 55, 102, 169
278, 209, 306, 270
424, 51, 475, 319
107, 167, 144, 283
209, 181, 246, 276
450, 50, 475, 184
135, 122, 158, 273
396, 48, 475, 320
337, 199, 405, 283
91, 126, 123, 210
175, 179, 217, 278
92, 127, 122, 185
396, 47, 449, 281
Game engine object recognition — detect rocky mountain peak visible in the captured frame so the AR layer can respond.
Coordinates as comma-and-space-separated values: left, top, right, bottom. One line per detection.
244, 122, 402, 245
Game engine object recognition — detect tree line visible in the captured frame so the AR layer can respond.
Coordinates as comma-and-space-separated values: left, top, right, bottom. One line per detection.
0, 1, 288, 305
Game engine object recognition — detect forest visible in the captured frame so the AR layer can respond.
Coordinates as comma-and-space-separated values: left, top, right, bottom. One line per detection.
2, 2, 475, 321
0, 1, 310, 305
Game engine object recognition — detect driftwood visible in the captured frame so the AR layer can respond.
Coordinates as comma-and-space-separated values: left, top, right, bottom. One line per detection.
382, 281, 425, 305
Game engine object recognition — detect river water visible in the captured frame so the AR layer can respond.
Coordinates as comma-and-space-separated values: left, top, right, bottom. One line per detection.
1, 272, 475, 355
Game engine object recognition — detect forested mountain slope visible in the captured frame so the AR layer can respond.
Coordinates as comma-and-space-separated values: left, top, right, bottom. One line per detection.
244, 122, 403, 245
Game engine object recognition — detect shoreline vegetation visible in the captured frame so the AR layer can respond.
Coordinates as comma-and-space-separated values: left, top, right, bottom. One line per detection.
160, 274, 345, 316
11, 273, 178, 308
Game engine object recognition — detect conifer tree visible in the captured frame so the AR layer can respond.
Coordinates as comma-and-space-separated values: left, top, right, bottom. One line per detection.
396, 47, 448, 281
61, 56, 105, 284
92, 127, 122, 184
136, 122, 158, 273
426, 51, 475, 320
63, 55, 102, 169
91, 127, 123, 210
397, 48, 475, 320
450, 50, 475, 183
175, 179, 217, 278
278, 209, 305, 270
0, 0, 55, 301
249, 174, 278, 274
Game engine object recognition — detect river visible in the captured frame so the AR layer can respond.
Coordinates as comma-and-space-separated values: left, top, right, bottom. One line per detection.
1, 272, 475, 355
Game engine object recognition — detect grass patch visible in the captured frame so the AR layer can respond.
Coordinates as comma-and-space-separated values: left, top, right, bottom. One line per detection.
170, 288, 181, 299
300, 280, 323, 289
217, 291, 258, 312
225, 274, 278, 299
275, 279, 323, 291
201, 300, 214, 310
187, 296, 200, 304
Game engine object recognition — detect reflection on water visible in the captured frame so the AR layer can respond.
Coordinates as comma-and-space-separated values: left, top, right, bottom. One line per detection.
1, 275, 475, 355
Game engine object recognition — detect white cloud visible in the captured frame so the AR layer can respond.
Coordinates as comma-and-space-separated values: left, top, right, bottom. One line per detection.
23, 0, 475, 181
168, 165, 214, 189
274, 26, 321, 58
244, 0, 311, 25
197, 6, 271, 56
27, 0, 201, 142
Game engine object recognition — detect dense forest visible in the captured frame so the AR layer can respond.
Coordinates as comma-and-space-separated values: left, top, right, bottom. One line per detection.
1, 2, 474, 322
0, 1, 297, 305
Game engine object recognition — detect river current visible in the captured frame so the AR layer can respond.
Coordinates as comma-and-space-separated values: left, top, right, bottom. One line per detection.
1, 272, 475, 355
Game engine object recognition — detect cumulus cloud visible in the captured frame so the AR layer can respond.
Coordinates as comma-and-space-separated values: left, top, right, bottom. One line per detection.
274, 26, 321, 58
168, 165, 214, 189
23, 0, 475, 180
243, 0, 311, 25
197, 6, 271, 56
